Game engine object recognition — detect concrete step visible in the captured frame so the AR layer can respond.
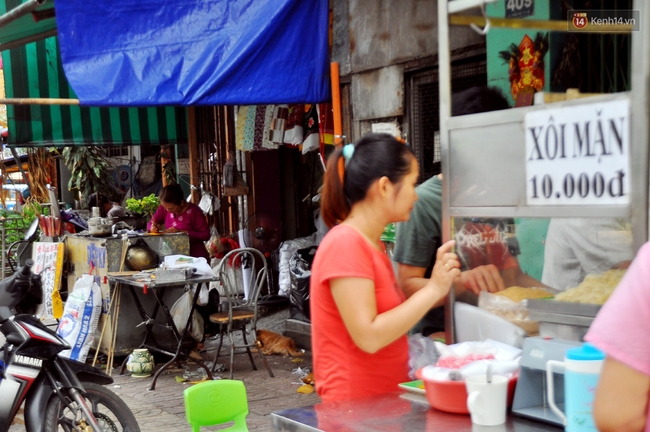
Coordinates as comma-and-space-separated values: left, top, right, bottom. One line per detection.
284, 318, 311, 350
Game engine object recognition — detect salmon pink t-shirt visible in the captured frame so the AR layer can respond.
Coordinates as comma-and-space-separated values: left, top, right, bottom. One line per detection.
310, 224, 409, 403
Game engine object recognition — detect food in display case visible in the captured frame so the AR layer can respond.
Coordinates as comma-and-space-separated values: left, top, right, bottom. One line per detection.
493, 286, 555, 302
479, 287, 555, 336
554, 269, 626, 305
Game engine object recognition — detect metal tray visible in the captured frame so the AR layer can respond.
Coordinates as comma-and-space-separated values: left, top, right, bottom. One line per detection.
527, 299, 602, 341
155, 267, 195, 283
527, 299, 601, 316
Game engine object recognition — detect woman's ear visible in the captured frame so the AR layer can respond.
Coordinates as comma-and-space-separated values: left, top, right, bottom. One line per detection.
377, 176, 391, 198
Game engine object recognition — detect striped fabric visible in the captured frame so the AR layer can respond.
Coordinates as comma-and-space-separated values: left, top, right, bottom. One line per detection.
2, 35, 188, 147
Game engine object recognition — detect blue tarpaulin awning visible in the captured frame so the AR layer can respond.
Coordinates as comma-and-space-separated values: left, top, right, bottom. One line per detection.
54, 0, 331, 107
2, 36, 188, 146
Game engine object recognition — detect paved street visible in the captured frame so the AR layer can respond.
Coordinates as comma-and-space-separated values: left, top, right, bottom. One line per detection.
9, 307, 321, 431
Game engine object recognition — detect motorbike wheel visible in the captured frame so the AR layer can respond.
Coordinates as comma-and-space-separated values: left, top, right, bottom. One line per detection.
43, 381, 141, 432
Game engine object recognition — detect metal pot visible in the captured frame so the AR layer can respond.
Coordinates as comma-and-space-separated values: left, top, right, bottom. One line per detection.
125, 239, 159, 271
88, 217, 114, 237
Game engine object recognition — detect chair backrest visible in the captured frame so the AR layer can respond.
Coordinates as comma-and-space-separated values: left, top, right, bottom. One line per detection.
216, 247, 269, 310
184, 379, 249, 431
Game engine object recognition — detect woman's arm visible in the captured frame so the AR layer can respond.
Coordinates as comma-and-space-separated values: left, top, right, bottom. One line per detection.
183, 206, 210, 241
147, 206, 166, 232
331, 240, 459, 353
593, 356, 650, 432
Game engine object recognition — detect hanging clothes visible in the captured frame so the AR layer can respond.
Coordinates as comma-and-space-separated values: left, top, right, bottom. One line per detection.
318, 103, 335, 149
283, 104, 305, 145
302, 104, 320, 154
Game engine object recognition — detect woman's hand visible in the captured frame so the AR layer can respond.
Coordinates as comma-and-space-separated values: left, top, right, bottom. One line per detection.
149, 222, 159, 233
427, 240, 461, 297
165, 227, 187, 234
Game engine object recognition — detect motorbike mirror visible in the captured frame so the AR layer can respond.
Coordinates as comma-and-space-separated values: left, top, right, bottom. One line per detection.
24, 218, 40, 242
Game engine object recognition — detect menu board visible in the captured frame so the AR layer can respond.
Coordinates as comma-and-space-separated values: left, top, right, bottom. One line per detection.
31, 242, 65, 320
525, 99, 630, 206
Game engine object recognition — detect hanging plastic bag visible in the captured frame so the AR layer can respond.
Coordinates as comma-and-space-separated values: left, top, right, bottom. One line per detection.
408, 333, 441, 379
170, 290, 204, 342
223, 154, 235, 188
199, 191, 214, 215
190, 283, 210, 306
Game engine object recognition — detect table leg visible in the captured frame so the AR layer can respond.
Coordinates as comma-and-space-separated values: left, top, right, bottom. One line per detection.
120, 285, 164, 375
148, 282, 213, 390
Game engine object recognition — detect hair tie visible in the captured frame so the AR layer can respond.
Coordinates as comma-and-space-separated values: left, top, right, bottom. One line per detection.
342, 144, 355, 164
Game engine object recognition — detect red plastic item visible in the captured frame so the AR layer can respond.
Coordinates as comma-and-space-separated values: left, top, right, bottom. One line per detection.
143, 284, 148, 294
415, 368, 518, 414
436, 353, 495, 369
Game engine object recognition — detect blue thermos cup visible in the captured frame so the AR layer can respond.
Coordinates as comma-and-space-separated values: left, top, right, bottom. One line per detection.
546, 343, 605, 432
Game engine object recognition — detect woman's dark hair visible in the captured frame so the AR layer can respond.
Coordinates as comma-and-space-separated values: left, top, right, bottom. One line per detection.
321, 133, 415, 228
451, 86, 510, 116
160, 183, 185, 206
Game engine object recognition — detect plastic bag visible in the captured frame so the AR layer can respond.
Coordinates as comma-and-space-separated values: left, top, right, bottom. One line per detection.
420, 339, 522, 382
478, 291, 539, 336
289, 247, 316, 322
190, 283, 210, 306
56, 274, 103, 362
170, 290, 204, 342
206, 226, 222, 259
223, 156, 235, 188
407, 333, 441, 380
278, 233, 317, 296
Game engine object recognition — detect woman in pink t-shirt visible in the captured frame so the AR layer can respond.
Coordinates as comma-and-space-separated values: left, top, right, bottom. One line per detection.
147, 184, 210, 259
310, 133, 460, 403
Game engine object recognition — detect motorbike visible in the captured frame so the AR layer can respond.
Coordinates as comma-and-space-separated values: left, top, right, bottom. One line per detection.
0, 219, 140, 432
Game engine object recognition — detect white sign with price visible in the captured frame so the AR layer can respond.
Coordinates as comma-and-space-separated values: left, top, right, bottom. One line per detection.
525, 99, 630, 206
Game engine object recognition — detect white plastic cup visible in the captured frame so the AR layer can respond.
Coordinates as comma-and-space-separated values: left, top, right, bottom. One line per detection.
466, 375, 508, 426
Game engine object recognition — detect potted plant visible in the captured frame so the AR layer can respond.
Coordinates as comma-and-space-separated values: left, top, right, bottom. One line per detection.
123, 194, 159, 230
62, 147, 121, 204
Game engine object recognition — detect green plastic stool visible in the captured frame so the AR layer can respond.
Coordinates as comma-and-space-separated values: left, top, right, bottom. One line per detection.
184, 379, 249, 431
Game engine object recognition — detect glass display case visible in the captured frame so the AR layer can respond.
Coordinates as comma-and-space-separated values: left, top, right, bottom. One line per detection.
437, 0, 649, 343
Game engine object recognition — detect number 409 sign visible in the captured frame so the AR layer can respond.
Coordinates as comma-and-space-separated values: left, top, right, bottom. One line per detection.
506, 0, 534, 18
525, 99, 630, 206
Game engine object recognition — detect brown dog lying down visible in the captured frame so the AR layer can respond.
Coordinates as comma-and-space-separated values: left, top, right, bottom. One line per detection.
256, 329, 304, 357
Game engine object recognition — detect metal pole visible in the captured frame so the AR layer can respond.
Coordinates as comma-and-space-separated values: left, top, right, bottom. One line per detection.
0, 28, 58, 53
449, 14, 634, 33
0, 98, 80, 105
438, 0, 455, 345
0, 0, 45, 28
631, 0, 650, 251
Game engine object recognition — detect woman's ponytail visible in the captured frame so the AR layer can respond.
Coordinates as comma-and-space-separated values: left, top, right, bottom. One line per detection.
320, 147, 349, 228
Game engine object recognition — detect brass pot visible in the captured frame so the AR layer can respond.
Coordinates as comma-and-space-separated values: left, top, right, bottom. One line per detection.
125, 239, 159, 271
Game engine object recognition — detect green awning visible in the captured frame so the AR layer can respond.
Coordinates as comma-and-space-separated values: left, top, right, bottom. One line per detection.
2, 34, 189, 147
1, 0, 57, 51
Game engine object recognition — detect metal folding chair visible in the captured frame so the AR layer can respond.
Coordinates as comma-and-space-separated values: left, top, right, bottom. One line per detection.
209, 247, 274, 379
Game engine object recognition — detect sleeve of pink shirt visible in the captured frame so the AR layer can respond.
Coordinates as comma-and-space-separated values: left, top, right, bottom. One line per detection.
584, 242, 650, 377
147, 205, 167, 231
185, 204, 210, 241
313, 226, 375, 286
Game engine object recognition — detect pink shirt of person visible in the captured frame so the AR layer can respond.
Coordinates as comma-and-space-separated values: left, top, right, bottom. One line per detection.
310, 224, 409, 403
585, 242, 650, 431
147, 202, 210, 259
